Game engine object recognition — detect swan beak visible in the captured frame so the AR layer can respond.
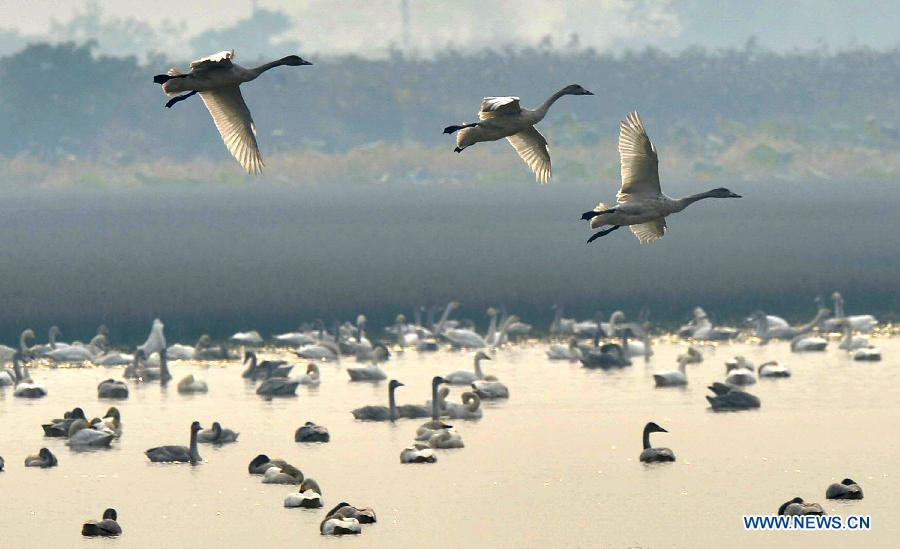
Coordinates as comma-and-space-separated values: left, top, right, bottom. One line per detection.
583, 90, 594, 95
300, 60, 314, 66
729, 192, 742, 198
658, 426, 668, 433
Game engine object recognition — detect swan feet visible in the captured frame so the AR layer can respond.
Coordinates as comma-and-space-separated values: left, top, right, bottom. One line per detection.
587, 225, 621, 243
443, 123, 479, 134
165, 91, 198, 108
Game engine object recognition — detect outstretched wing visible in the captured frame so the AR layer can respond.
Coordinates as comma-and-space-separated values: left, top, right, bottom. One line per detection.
199, 86, 264, 174
479, 96, 521, 120
629, 218, 667, 244
190, 50, 235, 71
617, 111, 660, 201
506, 127, 551, 184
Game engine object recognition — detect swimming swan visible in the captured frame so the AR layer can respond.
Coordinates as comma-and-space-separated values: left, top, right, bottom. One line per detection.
297, 363, 321, 386
320, 513, 361, 536
445, 351, 490, 385
262, 464, 304, 484
154, 50, 313, 174
66, 419, 114, 448
177, 374, 209, 394
248, 454, 290, 475
145, 421, 202, 463
98, 379, 129, 399
471, 377, 510, 399
401, 443, 437, 464
285, 478, 324, 508
826, 478, 863, 500
444, 84, 594, 183
706, 383, 761, 411
639, 422, 675, 463
25, 448, 58, 468
11, 352, 47, 398
295, 421, 330, 442
778, 497, 825, 515
351, 379, 406, 421
325, 502, 376, 524
581, 112, 740, 243
82, 508, 121, 537
758, 361, 791, 378
547, 337, 582, 361
429, 429, 465, 449
442, 392, 483, 420
653, 361, 689, 387
197, 422, 239, 444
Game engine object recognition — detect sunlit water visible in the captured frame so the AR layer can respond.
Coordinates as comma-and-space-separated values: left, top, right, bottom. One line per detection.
0, 338, 897, 548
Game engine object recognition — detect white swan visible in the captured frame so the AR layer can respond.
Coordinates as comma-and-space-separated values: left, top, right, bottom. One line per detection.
400, 443, 437, 464
274, 329, 317, 347
442, 392, 483, 420
445, 351, 490, 385
472, 377, 509, 399
297, 342, 339, 361
297, 363, 321, 386
230, 330, 263, 345
547, 337, 582, 361
724, 357, 757, 386
851, 346, 881, 361
820, 292, 878, 332
582, 112, 741, 243
750, 309, 830, 341
681, 308, 738, 341
444, 84, 593, 183
138, 319, 167, 359
11, 353, 47, 398
790, 334, 828, 352
653, 360, 689, 387
177, 374, 209, 394
758, 361, 791, 378
93, 351, 134, 366
154, 50, 312, 174
429, 429, 465, 449
838, 321, 872, 351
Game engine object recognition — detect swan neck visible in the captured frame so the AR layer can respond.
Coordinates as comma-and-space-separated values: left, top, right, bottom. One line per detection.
675, 190, 719, 210
433, 303, 454, 335
12, 355, 23, 382
19, 331, 30, 353
249, 58, 288, 77
189, 428, 200, 462
431, 381, 441, 420
388, 384, 398, 421
642, 425, 652, 449
534, 88, 568, 119
159, 349, 171, 384
474, 356, 484, 379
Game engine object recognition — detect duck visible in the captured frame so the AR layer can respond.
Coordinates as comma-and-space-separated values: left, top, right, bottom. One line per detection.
177, 374, 209, 394
145, 421, 202, 463
445, 351, 490, 385
581, 112, 740, 243
262, 464, 304, 485
97, 378, 129, 399
778, 497, 825, 515
25, 448, 58, 468
639, 422, 675, 463
758, 361, 791, 378
297, 363, 321, 386
546, 337, 582, 361
324, 502, 376, 524
295, 421, 330, 442
826, 478, 863, 500
706, 383, 761, 411
248, 454, 290, 475
653, 360, 689, 387
444, 84, 593, 183
442, 391, 483, 420
284, 478, 323, 508
81, 508, 121, 537
320, 513, 361, 536
66, 419, 114, 448
351, 379, 406, 421
401, 443, 437, 464
197, 422, 239, 444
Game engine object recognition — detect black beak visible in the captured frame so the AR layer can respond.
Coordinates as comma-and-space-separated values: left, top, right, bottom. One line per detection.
583, 90, 594, 95
730, 192, 742, 198
301, 60, 313, 66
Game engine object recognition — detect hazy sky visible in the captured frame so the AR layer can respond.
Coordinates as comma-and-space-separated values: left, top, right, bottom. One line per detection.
1, 0, 898, 59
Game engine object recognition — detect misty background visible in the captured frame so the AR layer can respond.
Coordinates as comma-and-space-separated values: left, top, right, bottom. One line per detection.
0, 1, 898, 344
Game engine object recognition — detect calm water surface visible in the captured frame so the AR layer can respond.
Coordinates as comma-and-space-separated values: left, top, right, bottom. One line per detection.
0, 338, 897, 548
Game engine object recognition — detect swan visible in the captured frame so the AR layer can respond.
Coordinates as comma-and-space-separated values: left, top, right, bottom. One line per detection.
486, 313, 520, 348
838, 321, 873, 351
255, 363, 300, 397
443, 327, 488, 349
580, 343, 630, 369
96, 407, 122, 437
93, 350, 134, 366
351, 379, 407, 421
11, 352, 47, 398
42, 407, 87, 437
295, 422, 330, 442
98, 378, 129, 399
639, 422, 675, 463
44, 339, 101, 363
750, 309, 830, 341
325, 502, 376, 524
197, 422, 238, 444
320, 513, 361, 536
66, 419, 114, 448
124, 349, 172, 384
444, 84, 593, 183
778, 497, 825, 515
346, 345, 389, 381
401, 443, 437, 464
826, 478, 863, 500
429, 429, 465, 449
677, 347, 703, 365
820, 292, 878, 332
681, 307, 739, 341
852, 346, 881, 361
242, 351, 292, 380
653, 360, 689, 387
547, 337, 582, 361
262, 464, 304, 484
297, 341, 340, 361
231, 330, 263, 345
154, 50, 312, 173
137, 318, 167, 360
724, 359, 756, 386
29, 326, 69, 357
0, 367, 13, 386
445, 351, 490, 385
549, 305, 577, 336
706, 382, 761, 411
81, 508, 121, 537
177, 374, 209, 394
145, 421, 202, 463
758, 361, 791, 378
274, 329, 317, 347
442, 391, 483, 420
284, 479, 323, 508
472, 376, 509, 399
790, 333, 828, 352
581, 112, 741, 243
24, 448, 58, 468
248, 454, 290, 475
607, 311, 652, 358
296, 363, 321, 386
416, 377, 454, 439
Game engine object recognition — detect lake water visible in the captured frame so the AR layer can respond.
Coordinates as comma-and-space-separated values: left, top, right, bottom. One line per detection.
0, 337, 896, 548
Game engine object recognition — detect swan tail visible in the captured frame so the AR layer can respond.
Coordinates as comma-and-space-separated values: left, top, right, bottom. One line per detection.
443, 123, 478, 135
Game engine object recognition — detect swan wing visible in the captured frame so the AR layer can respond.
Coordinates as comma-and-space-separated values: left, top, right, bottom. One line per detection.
506, 127, 551, 184
479, 96, 521, 119
616, 111, 660, 200
190, 50, 234, 71
200, 87, 264, 174
629, 218, 667, 244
